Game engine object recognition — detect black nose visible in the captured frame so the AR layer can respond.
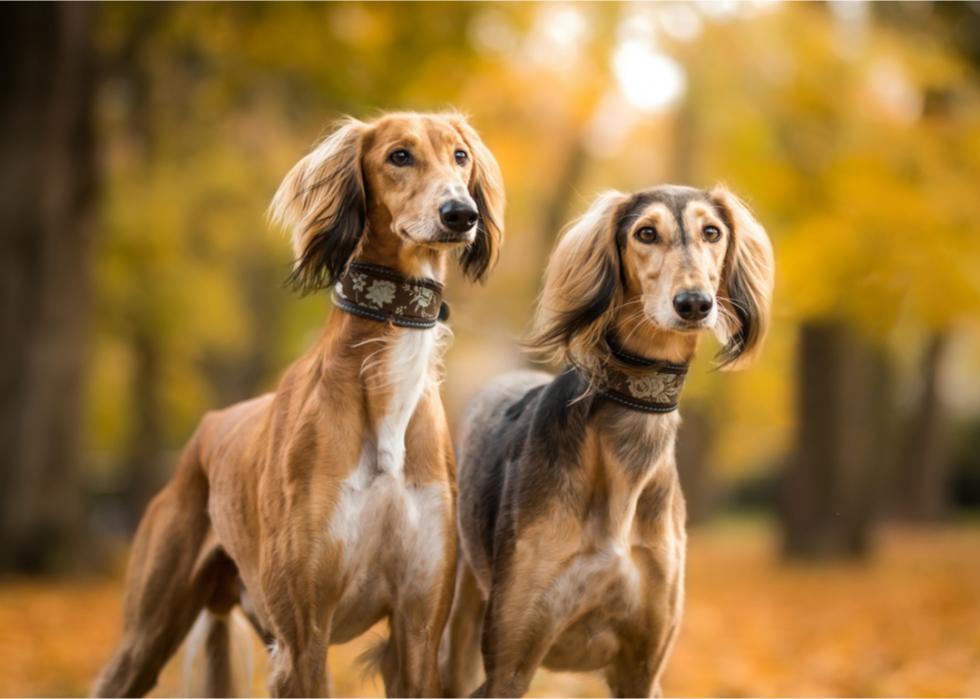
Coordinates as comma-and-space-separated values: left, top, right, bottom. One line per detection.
673, 290, 714, 322
439, 199, 479, 234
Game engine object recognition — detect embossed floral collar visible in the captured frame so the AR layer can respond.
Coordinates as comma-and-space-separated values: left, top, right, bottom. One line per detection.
595, 338, 689, 414
332, 262, 448, 329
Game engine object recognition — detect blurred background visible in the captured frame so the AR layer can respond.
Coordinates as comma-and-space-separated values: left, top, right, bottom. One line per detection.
2, 1, 980, 696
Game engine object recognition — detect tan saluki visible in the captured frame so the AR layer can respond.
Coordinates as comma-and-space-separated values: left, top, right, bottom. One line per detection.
93, 111, 504, 698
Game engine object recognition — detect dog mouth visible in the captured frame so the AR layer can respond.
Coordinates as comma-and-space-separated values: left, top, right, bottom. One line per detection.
670, 315, 716, 332
398, 225, 475, 247
428, 228, 476, 246
649, 309, 711, 332
646, 307, 711, 333
673, 321, 707, 332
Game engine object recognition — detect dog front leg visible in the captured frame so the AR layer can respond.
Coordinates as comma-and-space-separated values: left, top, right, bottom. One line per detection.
476, 583, 562, 699
267, 632, 329, 698
605, 581, 683, 698
261, 549, 334, 697
390, 536, 456, 697
605, 619, 681, 699
441, 558, 487, 697
603, 633, 662, 698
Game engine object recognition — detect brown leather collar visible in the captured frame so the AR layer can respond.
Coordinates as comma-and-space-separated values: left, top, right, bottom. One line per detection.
595, 338, 689, 413
332, 262, 447, 329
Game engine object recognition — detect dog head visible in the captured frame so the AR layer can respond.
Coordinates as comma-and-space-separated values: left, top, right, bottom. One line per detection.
270, 112, 504, 291
528, 185, 774, 371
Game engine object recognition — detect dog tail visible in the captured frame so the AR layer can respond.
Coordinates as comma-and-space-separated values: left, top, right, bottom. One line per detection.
354, 632, 390, 682
182, 609, 254, 697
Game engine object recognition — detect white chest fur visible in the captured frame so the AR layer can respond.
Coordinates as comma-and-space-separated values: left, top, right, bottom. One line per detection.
325, 327, 448, 639
374, 328, 437, 476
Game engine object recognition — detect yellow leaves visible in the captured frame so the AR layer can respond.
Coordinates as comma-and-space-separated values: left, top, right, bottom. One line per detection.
92, 115, 297, 448
776, 131, 980, 333
85, 336, 135, 455
100, 152, 253, 348
681, 3, 980, 343
329, 4, 394, 51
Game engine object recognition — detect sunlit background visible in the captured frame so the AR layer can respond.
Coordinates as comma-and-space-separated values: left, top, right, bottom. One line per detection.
2, 2, 980, 696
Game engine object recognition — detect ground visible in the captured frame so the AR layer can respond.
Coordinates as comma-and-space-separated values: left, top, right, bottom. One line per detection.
1, 523, 978, 697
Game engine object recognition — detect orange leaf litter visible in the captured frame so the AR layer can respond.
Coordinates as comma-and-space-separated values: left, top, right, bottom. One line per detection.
0, 525, 977, 697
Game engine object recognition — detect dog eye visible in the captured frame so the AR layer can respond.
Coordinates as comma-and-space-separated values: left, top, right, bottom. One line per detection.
635, 226, 659, 244
454, 149, 469, 165
388, 149, 413, 167
703, 225, 722, 242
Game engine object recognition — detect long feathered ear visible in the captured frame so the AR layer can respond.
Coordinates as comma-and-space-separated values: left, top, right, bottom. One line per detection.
710, 186, 775, 370
526, 191, 628, 372
449, 115, 505, 282
269, 118, 367, 294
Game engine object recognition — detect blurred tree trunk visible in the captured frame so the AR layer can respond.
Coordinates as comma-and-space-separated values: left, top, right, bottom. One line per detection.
677, 404, 717, 525
780, 322, 882, 559
896, 331, 951, 521
120, 326, 166, 523
0, 4, 97, 572
104, 6, 173, 526
878, 3, 980, 72
203, 252, 283, 407
868, 343, 897, 520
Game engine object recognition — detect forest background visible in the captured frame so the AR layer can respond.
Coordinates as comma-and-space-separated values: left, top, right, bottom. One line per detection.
2, 2, 979, 696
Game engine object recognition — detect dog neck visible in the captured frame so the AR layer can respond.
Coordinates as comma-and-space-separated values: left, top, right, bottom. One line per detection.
328, 219, 458, 330
587, 311, 699, 414
596, 338, 689, 413
332, 262, 447, 329
313, 236, 453, 479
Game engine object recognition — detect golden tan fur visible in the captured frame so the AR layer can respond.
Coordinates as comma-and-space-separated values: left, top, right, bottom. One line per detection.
529, 186, 773, 374
446, 185, 773, 697
93, 112, 504, 698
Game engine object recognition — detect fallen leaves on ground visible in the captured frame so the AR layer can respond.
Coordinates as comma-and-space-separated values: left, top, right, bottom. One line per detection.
1, 524, 977, 697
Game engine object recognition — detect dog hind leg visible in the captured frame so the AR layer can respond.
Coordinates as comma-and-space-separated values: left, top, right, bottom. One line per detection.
183, 610, 255, 698
93, 436, 216, 698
